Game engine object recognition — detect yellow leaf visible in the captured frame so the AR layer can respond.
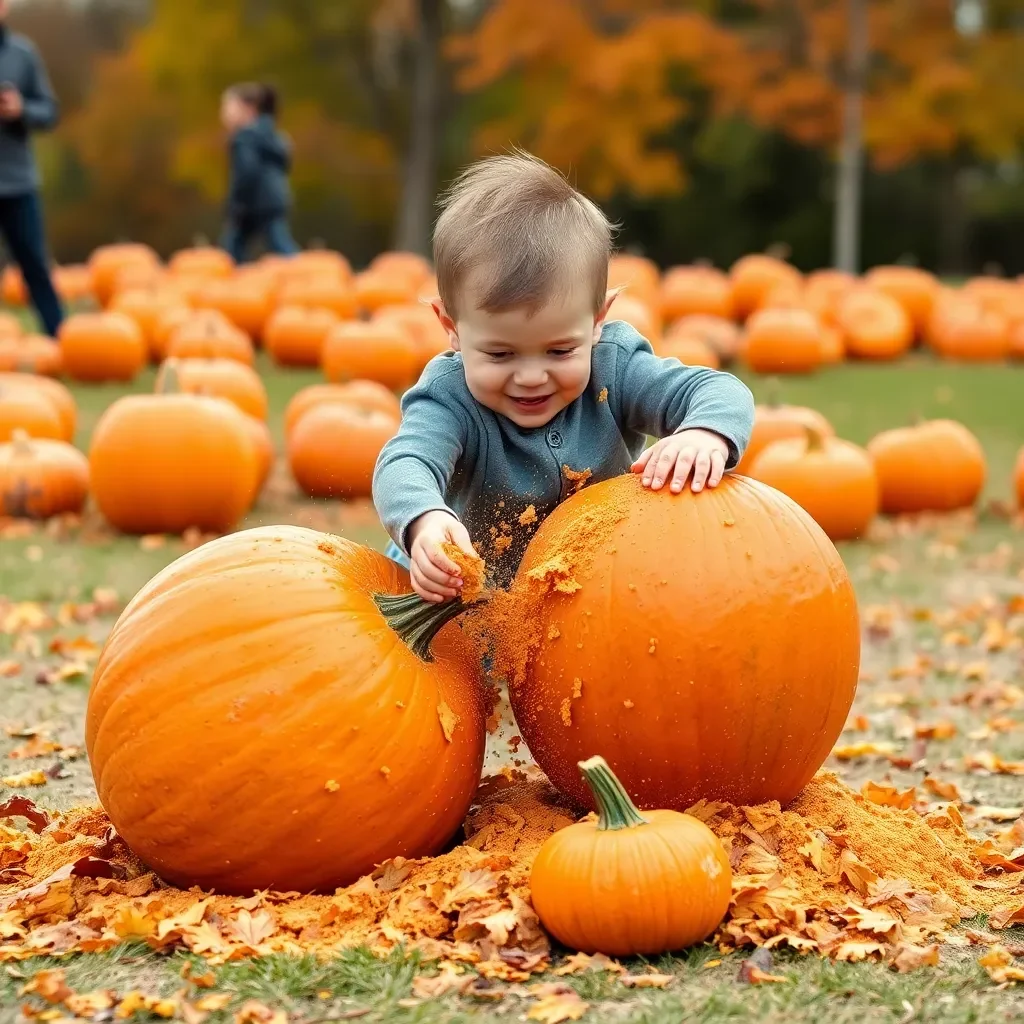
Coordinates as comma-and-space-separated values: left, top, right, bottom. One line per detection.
2, 770, 47, 787
527, 984, 588, 1024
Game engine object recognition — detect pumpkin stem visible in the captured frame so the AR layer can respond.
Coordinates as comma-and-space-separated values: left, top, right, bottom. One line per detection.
803, 425, 825, 452
374, 591, 471, 663
578, 756, 649, 830
156, 360, 180, 394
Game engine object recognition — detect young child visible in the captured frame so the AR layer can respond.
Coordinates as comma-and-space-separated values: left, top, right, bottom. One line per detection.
219, 82, 299, 263
373, 152, 755, 602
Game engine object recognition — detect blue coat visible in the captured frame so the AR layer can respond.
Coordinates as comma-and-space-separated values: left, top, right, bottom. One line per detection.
226, 114, 292, 220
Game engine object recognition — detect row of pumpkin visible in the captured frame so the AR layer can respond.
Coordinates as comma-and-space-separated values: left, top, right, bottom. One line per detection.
0, 359, 1022, 542
2, 244, 1024, 387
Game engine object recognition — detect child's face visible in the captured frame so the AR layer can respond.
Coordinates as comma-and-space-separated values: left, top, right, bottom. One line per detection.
220, 93, 253, 131
438, 280, 611, 429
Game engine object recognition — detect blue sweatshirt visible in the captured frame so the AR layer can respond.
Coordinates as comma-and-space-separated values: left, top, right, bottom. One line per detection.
226, 114, 291, 219
373, 320, 755, 584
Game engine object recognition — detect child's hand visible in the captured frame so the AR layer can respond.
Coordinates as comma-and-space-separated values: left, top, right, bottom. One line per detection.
407, 510, 476, 603
631, 428, 729, 494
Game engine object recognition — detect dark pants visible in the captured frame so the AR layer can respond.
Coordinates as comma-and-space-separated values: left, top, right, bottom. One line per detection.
220, 213, 299, 265
0, 192, 63, 337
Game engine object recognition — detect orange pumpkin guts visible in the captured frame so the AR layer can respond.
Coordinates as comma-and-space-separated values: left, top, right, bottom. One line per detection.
59, 313, 147, 383
89, 365, 257, 534
747, 428, 879, 541
499, 474, 860, 811
867, 420, 986, 515
85, 526, 485, 893
530, 756, 732, 956
0, 430, 88, 518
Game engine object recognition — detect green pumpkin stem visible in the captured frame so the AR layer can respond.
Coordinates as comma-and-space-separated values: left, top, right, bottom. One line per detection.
803, 425, 825, 452
578, 756, 649, 830
374, 592, 469, 663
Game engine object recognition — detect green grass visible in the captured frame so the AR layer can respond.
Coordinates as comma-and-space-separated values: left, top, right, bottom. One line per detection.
0, 354, 1022, 1022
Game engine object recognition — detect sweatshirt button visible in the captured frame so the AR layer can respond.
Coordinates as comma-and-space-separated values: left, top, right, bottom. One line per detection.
548, 430, 563, 448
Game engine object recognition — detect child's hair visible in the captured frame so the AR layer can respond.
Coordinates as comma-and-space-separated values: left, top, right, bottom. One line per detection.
434, 151, 614, 320
226, 82, 279, 117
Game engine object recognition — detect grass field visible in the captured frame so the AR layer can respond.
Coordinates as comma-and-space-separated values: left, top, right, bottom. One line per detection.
0, 354, 1022, 1023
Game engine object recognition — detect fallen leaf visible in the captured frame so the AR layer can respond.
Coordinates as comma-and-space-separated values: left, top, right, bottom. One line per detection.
1, 770, 47, 787
20, 968, 72, 1004
441, 868, 498, 910
619, 972, 674, 988
914, 722, 957, 740
737, 948, 788, 984
831, 742, 897, 761
234, 998, 286, 1024
228, 909, 276, 947
888, 943, 940, 973
7, 737, 63, 760
989, 903, 1024, 930
553, 953, 624, 976
0, 796, 50, 832
861, 781, 916, 810
965, 752, 1024, 775
65, 990, 117, 1016
194, 993, 232, 1012
527, 984, 588, 1023
411, 962, 474, 999
922, 777, 962, 801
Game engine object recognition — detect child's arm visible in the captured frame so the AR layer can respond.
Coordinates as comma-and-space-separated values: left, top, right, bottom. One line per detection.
226, 132, 260, 214
372, 387, 473, 602
609, 328, 755, 493
19, 42, 58, 132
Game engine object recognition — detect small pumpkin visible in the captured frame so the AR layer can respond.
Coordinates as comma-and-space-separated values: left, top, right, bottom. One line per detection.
288, 402, 397, 499
168, 246, 234, 279
836, 288, 913, 360
264, 306, 340, 368
927, 296, 1010, 361
659, 266, 734, 322
321, 322, 419, 392
664, 314, 741, 363
88, 243, 161, 307
0, 373, 76, 440
729, 254, 802, 320
0, 429, 88, 519
373, 304, 450, 371
89, 364, 257, 534
369, 250, 432, 288
166, 312, 255, 366
608, 254, 661, 311
867, 420, 986, 514
284, 381, 401, 438
530, 756, 732, 956
736, 402, 834, 475
110, 286, 189, 358
150, 306, 196, 362
747, 428, 879, 541
0, 386, 64, 442
742, 308, 823, 374
52, 264, 95, 304
804, 269, 856, 323
277, 276, 357, 320
0, 335, 62, 377
608, 294, 661, 344
819, 325, 846, 364
353, 270, 419, 315
85, 525, 485, 893
58, 313, 147, 383
1, 265, 26, 307
657, 335, 720, 369
194, 278, 273, 341
158, 358, 268, 421
864, 266, 937, 338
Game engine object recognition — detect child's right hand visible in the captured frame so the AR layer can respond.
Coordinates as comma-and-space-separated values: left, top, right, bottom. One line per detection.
407, 510, 475, 603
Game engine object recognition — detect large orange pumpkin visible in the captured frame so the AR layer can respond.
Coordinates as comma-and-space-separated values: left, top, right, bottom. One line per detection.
150, 306, 196, 362
0, 386, 64, 442
322, 322, 419, 392
88, 243, 161, 307
288, 403, 397, 499
659, 266, 733, 322
58, 313, 147, 383
239, 414, 274, 500
736, 403, 834, 475
158, 358, 268, 421
166, 312, 255, 366
747, 429, 879, 541
284, 381, 402, 437
864, 266, 938, 338
85, 525, 485, 893
729, 255, 801, 320
168, 246, 234, 279
0, 373, 76, 441
530, 756, 731, 956
0, 335, 62, 377
353, 270, 419, 315
499, 474, 859, 810
664, 314, 741, 363
287, 250, 352, 281
0, 430, 88, 519
867, 420, 986, 515
277, 276, 357, 320
369, 251, 432, 289
264, 306, 340, 368
927, 296, 1010, 361
836, 288, 914, 360
194, 278, 273, 340
1011, 321, 1024, 360
804, 269, 856, 323
110, 286, 188, 358
743, 308, 823, 374
89, 371, 257, 535
373, 304, 450, 371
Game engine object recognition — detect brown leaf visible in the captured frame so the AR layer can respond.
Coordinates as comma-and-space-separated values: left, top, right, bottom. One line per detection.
923, 777, 962, 802
526, 984, 588, 1023
7, 737, 63, 760
227, 909, 277, 947
373, 858, 413, 892
234, 999, 286, 1024
0, 796, 49, 832
440, 868, 498, 910
553, 953, 624, 976
989, 903, 1024, 930
411, 962, 475, 999
20, 968, 72, 1004
0, 856, 118, 911
838, 849, 881, 896
888, 943, 940, 973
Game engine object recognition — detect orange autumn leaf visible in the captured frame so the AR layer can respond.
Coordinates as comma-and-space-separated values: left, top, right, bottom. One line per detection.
923, 777, 962, 802
861, 781, 916, 811
526, 984, 588, 1024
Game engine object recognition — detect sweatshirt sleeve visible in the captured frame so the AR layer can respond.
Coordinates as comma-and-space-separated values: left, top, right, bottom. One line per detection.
608, 324, 755, 468
227, 132, 260, 211
20, 42, 58, 131
372, 380, 469, 555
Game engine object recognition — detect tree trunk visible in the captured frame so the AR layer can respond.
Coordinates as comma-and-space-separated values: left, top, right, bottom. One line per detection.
832, 0, 868, 273
395, 0, 443, 256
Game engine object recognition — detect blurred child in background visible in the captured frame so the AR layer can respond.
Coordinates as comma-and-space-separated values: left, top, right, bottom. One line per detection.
219, 82, 299, 263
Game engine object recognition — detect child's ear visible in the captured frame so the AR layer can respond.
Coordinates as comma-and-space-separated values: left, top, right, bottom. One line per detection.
593, 287, 622, 340
427, 297, 460, 351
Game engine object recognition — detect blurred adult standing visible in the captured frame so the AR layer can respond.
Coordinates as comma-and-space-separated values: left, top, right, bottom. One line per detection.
0, 0, 62, 336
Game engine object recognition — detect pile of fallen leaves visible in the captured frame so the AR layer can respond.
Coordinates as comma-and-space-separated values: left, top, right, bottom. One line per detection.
1, 767, 1022, 993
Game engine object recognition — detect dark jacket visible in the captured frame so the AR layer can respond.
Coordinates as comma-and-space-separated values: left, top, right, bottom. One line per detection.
226, 114, 292, 220
0, 25, 59, 197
